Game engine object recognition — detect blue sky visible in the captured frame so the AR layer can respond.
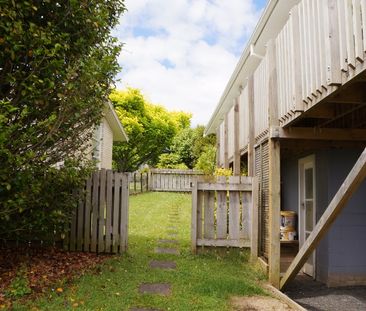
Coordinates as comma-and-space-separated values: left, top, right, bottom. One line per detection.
113, 0, 268, 126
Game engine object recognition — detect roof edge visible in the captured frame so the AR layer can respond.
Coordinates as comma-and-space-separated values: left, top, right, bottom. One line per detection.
104, 101, 129, 142
205, 0, 279, 135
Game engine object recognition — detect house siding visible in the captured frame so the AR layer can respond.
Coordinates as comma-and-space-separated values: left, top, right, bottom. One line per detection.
282, 148, 366, 286
325, 149, 366, 286
100, 117, 114, 170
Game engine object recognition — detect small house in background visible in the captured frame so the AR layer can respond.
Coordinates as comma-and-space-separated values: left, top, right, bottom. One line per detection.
206, 0, 366, 289
91, 101, 128, 169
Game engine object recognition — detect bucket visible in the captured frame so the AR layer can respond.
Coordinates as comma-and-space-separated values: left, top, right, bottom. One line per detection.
280, 227, 297, 241
280, 211, 296, 229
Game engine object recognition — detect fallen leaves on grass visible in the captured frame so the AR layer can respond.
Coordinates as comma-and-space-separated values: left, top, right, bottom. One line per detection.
0, 247, 112, 308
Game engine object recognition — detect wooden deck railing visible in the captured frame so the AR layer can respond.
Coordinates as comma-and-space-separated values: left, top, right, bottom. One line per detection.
216, 0, 366, 167
251, 0, 366, 134
253, 52, 269, 138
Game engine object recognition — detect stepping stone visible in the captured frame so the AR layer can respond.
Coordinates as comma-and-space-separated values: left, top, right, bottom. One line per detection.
139, 283, 171, 296
158, 239, 179, 244
155, 247, 180, 255
149, 260, 176, 270
167, 226, 177, 230
130, 308, 162, 311
167, 232, 178, 237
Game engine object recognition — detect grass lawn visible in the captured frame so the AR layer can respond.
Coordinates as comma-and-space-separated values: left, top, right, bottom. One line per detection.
13, 192, 266, 311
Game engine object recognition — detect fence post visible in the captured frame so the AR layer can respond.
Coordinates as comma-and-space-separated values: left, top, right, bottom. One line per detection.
140, 172, 143, 193
120, 173, 129, 252
191, 180, 198, 254
251, 177, 259, 260
133, 172, 137, 193
98, 169, 106, 253
146, 172, 149, 191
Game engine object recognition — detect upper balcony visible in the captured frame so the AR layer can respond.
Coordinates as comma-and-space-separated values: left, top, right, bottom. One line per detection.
208, 0, 366, 153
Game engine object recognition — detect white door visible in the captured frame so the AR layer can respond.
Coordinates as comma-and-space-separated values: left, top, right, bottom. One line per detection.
298, 155, 316, 277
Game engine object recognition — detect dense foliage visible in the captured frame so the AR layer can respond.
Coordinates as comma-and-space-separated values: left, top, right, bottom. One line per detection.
110, 88, 191, 172
0, 0, 125, 240
157, 125, 217, 173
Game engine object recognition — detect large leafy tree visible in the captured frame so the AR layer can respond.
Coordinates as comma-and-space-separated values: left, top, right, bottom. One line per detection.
159, 125, 216, 169
110, 88, 191, 172
0, 0, 125, 239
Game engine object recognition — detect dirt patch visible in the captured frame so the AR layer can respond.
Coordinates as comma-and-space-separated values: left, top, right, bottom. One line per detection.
230, 296, 294, 311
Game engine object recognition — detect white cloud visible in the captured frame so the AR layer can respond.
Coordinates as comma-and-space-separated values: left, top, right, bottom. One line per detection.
113, 0, 263, 126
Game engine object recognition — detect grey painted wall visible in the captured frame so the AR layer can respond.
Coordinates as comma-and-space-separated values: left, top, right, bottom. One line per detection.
323, 148, 366, 286
281, 148, 366, 286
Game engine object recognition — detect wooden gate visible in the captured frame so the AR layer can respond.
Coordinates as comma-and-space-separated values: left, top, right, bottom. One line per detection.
64, 169, 129, 254
149, 169, 203, 192
191, 176, 257, 252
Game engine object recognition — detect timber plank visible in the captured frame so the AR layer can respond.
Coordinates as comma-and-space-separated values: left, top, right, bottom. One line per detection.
112, 172, 120, 253
248, 75, 255, 176
98, 169, 106, 253
251, 177, 259, 259
191, 181, 198, 253
198, 183, 252, 191
203, 191, 215, 239
224, 114, 229, 168
83, 177, 92, 252
268, 38, 281, 288
76, 191, 84, 252
241, 189, 251, 240
361, 0, 366, 52
91, 171, 99, 253
197, 239, 250, 248
197, 190, 203, 239
120, 173, 129, 252
105, 170, 113, 253
216, 176, 227, 239
234, 101, 240, 175
352, 0, 363, 62
228, 176, 240, 240
344, 0, 356, 69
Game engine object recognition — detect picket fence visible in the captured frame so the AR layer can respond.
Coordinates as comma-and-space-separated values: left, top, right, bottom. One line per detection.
64, 169, 129, 254
149, 169, 203, 192
191, 176, 257, 252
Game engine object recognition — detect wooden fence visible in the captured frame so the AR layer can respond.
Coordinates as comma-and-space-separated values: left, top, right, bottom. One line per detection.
191, 176, 257, 252
64, 169, 129, 254
149, 169, 203, 192
129, 172, 149, 195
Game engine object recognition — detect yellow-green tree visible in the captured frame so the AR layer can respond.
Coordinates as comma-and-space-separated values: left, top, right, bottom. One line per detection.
110, 88, 191, 171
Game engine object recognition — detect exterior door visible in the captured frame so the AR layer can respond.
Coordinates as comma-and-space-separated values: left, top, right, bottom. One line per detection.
298, 155, 316, 277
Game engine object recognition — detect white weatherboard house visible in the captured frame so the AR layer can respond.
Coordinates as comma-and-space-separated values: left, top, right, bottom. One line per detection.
206, 0, 366, 289
92, 101, 128, 170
